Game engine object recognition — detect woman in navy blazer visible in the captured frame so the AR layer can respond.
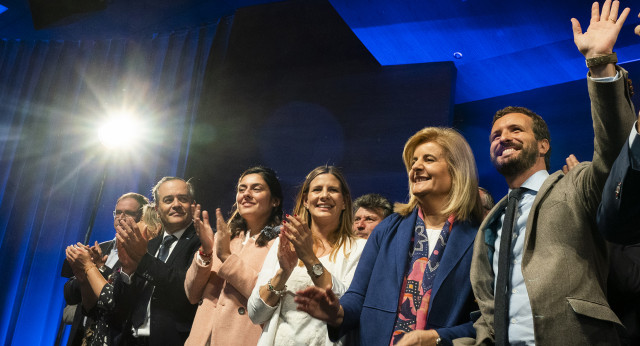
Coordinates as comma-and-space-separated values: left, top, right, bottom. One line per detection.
296, 127, 482, 345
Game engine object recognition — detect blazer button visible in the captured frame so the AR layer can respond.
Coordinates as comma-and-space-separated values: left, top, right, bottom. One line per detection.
238, 307, 246, 315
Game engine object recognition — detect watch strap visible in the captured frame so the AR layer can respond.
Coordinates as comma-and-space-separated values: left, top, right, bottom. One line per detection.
585, 52, 617, 68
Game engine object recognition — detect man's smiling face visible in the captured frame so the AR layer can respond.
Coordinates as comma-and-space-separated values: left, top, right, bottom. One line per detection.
490, 112, 541, 177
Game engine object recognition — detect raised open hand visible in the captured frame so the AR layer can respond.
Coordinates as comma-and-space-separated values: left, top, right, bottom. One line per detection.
571, 0, 630, 59
214, 208, 232, 262
277, 231, 298, 275
193, 203, 214, 255
281, 214, 316, 264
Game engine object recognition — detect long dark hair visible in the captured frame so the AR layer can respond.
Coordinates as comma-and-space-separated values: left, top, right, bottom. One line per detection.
228, 166, 283, 246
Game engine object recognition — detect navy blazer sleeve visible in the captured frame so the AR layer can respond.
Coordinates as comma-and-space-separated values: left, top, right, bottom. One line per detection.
329, 214, 401, 342
609, 243, 640, 294
336, 220, 385, 333
597, 126, 640, 244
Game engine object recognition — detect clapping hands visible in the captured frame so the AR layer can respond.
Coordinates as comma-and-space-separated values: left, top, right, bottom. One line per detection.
66, 243, 94, 281
115, 216, 149, 264
281, 214, 316, 264
277, 231, 298, 275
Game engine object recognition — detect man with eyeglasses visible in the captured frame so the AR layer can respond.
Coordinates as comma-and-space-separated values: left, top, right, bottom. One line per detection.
62, 192, 149, 346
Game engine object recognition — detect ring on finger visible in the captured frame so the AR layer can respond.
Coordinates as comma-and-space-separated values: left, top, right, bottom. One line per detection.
609, 18, 617, 24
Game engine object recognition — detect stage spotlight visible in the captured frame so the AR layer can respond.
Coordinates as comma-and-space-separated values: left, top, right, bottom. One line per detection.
97, 112, 138, 149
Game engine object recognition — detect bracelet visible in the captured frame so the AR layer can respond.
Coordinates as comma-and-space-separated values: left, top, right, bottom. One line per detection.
197, 250, 212, 266
267, 278, 287, 297
84, 265, 99, 275
585, 52, 617, 68
199, 246, 213, 258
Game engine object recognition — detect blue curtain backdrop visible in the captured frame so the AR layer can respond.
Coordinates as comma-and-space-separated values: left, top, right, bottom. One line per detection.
0, 21, 220, 345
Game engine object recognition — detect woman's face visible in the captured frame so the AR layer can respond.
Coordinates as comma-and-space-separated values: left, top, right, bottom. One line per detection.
237, 173, 275, 224
304, 173, 346, 223
409, 141, 452, 199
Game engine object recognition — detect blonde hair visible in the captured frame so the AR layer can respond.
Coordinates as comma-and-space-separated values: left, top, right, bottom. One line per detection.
292, 166, 354, 262
141, 204, 162, 239
394, 127, 482, 223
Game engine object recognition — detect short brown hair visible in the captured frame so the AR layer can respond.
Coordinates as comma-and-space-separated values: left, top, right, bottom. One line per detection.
353, 193, 392, 218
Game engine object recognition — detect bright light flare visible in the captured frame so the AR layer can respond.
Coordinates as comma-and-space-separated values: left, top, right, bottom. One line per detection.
98, 112, 139, 149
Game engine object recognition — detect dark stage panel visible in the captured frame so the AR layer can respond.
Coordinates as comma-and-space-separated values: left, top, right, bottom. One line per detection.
186, 0, 457, 211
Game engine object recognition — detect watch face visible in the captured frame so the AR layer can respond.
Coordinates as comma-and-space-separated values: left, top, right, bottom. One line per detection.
312, 263, 323, 276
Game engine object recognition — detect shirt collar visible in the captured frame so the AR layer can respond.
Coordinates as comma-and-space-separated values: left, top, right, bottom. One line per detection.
511, 169, 549, 194
163, 224, 189, 240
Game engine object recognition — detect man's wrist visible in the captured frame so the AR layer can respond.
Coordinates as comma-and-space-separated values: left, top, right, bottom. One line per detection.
589, 63, 617, 78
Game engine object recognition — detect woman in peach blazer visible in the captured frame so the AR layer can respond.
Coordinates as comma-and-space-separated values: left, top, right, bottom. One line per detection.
184, 166, 283, 345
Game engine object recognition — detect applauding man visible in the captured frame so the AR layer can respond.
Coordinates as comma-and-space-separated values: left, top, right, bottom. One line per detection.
117, 177, 201, 345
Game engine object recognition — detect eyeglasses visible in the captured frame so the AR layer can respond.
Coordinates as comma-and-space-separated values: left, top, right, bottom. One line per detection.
113, 210, 142, 219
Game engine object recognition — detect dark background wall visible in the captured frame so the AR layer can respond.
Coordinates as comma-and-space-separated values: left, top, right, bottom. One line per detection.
186, 1, 456, 213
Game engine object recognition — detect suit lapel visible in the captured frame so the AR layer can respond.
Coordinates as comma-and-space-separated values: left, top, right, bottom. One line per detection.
522, 172, 561, 260
395, 210, 418, 288
165, 224, 195, 265
484, 197, 508, 231
431, 221, 476, 299
147, 235, 162, 257
485, 197, 508, 251
100, 240, 115, 254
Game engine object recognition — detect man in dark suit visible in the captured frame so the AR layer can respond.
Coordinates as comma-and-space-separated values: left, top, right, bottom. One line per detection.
597, 111, 640, 244
455, 1, 637, 345
117, 177, 201, 345
597, 16, 640, 340
63, 192, 149, 346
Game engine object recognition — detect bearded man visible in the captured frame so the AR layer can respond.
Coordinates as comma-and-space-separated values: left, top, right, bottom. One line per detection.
455, 1, 637, 345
